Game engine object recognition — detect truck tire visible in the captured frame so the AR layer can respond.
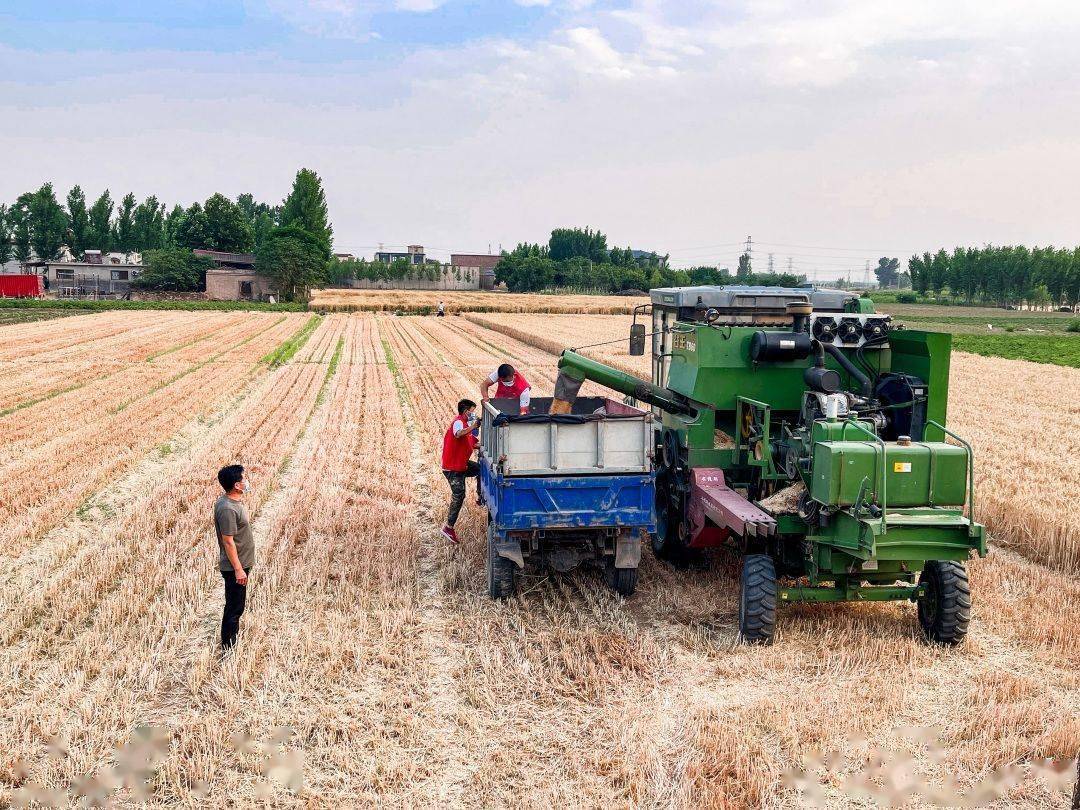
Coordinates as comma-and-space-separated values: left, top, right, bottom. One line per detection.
605, 562, 638, 597
917, 560, 970, 645
739, 554, 777, 644
487, 523, 516, 600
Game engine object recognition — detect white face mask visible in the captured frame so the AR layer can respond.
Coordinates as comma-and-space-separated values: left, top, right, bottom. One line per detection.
241, 476, 252, 493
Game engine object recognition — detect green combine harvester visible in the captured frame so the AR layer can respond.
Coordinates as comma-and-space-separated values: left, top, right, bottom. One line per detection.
556, 286, 986, 644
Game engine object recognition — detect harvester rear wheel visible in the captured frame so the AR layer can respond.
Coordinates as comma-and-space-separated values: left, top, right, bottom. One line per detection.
739, 554, 777, 644
487, 522, 516, 601
604, 562, 638, 597
917, 560, 970, 645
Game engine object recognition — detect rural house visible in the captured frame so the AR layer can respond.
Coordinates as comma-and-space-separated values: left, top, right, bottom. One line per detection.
29, 250, 144, 298
450, 253, 500, 290
199, 250, 277, 302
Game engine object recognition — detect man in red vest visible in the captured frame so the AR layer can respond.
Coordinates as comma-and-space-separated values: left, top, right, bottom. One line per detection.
440, 398, 481, 544
480, 363, 531, 415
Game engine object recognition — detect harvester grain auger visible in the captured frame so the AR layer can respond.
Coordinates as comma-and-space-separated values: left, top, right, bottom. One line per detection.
555, 285, 985, 644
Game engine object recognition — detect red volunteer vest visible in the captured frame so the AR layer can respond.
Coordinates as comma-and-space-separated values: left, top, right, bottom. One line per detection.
441, 416, 476, 472
496, 372, 530, 399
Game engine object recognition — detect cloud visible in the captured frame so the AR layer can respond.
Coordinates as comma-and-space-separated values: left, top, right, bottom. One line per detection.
6, 0, 1080, 264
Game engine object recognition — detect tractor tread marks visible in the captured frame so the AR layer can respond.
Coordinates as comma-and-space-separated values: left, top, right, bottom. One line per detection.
740, 554, 777, 645
919, 560, 971, 645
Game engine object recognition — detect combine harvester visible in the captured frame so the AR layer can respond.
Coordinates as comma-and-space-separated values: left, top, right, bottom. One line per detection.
550, 285, 986, 644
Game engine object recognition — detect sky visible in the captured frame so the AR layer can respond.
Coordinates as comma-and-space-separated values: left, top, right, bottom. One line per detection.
3, 0, 1080, 279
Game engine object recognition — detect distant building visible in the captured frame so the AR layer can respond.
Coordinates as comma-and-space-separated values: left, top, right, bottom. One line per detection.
28, 255, 144, 298
333, 252, 356, 262
451, 253, 501, 291
375, 245, 425, 265
199, 250, 277, 302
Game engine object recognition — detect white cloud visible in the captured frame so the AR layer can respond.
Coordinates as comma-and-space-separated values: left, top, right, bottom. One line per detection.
6, 1, 1080, 264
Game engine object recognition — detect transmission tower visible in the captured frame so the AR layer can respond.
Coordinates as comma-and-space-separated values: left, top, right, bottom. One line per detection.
768, 253, 774, 273
864, 260, 870, 286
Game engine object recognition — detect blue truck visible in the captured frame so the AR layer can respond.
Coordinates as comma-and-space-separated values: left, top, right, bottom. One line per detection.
478, 397, 656, 599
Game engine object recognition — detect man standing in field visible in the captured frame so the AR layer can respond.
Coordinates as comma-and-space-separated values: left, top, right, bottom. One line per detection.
480, 363, 531, 415
214, 464, 255, 650
441, 399, 481, 545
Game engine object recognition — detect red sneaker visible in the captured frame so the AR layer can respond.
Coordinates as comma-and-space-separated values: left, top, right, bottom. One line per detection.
440, 525, 460, 544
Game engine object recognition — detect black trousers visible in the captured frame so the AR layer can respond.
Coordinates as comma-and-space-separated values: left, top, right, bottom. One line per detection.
443, 461, 480, 527
221, 568, 251, 649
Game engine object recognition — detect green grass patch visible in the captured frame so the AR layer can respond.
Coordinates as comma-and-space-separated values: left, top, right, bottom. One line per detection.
951, 334, 1080, 368
261, 315, 322, 368
0, 298, 306, 313
897, 313, 1077, 333
0, 308, 89, 325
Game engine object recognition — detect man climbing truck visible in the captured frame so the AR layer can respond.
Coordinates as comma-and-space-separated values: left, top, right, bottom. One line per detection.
553, 285, 986, 645
481, 363, 531, 415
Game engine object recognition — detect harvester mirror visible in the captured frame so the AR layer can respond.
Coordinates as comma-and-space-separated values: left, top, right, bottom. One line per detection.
629, 323, 646, 356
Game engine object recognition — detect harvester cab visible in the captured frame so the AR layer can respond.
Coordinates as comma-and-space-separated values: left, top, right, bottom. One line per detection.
556, 285, 986, 645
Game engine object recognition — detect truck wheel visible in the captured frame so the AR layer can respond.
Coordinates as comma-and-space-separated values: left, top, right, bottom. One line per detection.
487, 523, 516, 600
739, 554, 777, 644
917, 560, 970, 645
605, 562, 638, 597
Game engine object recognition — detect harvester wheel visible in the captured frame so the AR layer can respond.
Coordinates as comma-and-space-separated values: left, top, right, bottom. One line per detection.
487, 523, 516, 600
917, 560, 970, 645
739, 554, 777, 644
604, 562, 638, 597
653, 464, 692, 564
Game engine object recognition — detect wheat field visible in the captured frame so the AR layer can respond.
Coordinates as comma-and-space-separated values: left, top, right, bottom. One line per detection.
308, 289, 645, 314
0, 310, 1076, 808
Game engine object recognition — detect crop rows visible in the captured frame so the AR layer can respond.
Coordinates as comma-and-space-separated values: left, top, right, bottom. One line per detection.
309, 289, 644, 314
0, 311, 1075, 807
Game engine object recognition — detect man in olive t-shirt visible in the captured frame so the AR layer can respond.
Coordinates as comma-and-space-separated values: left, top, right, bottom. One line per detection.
214, 464, 255, 650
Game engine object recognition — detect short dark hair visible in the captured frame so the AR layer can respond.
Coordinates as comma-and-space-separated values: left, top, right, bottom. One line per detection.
497, 363, 514, 379
457, 399, 476, 414
218, 464, 244, 492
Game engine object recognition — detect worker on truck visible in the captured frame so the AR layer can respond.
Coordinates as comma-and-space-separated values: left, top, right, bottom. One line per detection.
481, 363, 531, 415
441, 399, 481, 545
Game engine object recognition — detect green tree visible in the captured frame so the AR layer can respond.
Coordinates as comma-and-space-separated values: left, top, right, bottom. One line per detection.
66, 186, 90, 258
280, 169, 332, 256
736, 252, 752, 280
255, 225, 328, 301
133, 196, 166, 250
163, 204, 185, 247
9, 194, 32, 263
113, 192, 137, 252
28, 183, 69, 261
133, 248, 214, 291
88, 190, 114, 251
203, 193, 254, 253
874, 257, 900, 288
174, 203, 209, 250
0, 205, 12, 266
549, 227, 608, 263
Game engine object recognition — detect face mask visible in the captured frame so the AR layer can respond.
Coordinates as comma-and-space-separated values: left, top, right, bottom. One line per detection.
241, 476, 252, 493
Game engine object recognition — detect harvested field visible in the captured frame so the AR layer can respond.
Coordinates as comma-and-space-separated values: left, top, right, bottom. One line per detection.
308, 288, 645, 314
0, 310, 1076, 808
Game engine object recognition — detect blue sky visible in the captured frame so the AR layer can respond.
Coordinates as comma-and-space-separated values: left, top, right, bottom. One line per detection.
3, 1, 1080, 273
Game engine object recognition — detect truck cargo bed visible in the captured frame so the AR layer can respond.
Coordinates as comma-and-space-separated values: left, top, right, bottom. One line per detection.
481, 397, 653, 476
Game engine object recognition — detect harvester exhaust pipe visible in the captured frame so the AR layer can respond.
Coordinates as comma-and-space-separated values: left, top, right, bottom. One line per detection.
820, 342, 872, 396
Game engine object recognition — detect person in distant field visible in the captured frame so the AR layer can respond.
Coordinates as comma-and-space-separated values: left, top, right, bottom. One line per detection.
436, 301, 446, 317
441, 399, 481, 545
214, 464, 255, 650
480, 363, 531, 415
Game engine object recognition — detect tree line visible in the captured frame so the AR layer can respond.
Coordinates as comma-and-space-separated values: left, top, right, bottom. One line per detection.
325, 257, 475, 287
496, 229, 803, 293
0, 169, 335, 301
908, 246, 1080, 308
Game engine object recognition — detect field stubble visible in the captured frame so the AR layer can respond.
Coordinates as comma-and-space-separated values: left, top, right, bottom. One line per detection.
0, 310, 1075, 808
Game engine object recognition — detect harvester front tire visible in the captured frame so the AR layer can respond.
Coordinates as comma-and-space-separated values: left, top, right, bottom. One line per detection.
487, 524, 516, 601
739, 554, 777, 645
605, 562, 638, 597
918, 560, 970, 645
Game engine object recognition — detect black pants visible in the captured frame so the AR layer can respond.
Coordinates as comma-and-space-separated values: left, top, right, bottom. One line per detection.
221, 568, 251, 649
443, 461, 480, 527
